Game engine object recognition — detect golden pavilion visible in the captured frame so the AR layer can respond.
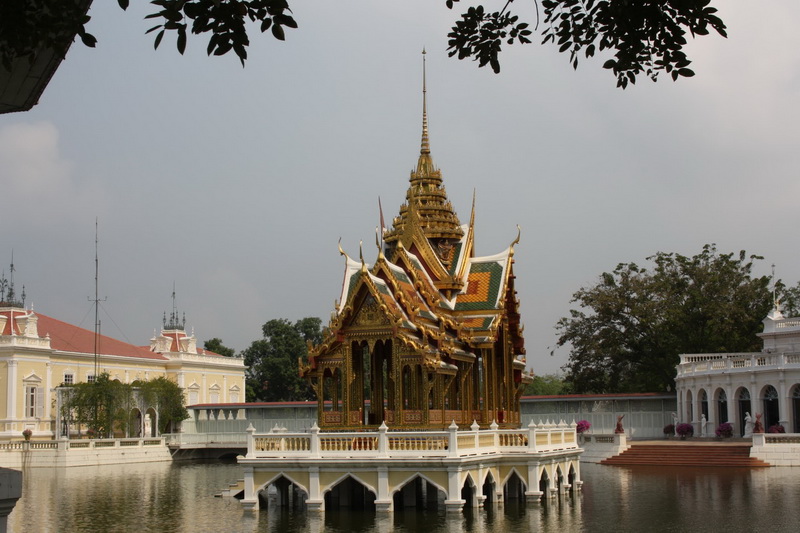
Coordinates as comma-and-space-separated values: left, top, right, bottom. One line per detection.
300, 54, 532, 431
239, 58, 580, 514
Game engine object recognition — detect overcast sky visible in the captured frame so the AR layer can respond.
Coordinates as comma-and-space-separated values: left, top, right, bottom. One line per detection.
2, 1, 799, 376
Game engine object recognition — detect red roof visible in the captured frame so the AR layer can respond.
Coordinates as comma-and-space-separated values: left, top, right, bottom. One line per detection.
35, 313, 167, 361
196, 348, 223, 357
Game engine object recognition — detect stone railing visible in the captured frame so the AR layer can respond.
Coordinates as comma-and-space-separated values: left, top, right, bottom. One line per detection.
164, 352, 245, 368
577, 432, 629, 463
0, 437, 165, 452
0, 335, 51, 348
163, 432, 246, 447
750, 432, 800, 466
677, 352, 800, 376
752, 433, 800, 446
244, 419, 579, 460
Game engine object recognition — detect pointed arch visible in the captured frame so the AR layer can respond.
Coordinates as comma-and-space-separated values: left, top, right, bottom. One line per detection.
391, 473, 448, 511
460, 473, 478, 508
254, 471, 309, 498
502, 467, 527, 501
538, 468, 550, 497
481, 470, 497, 506
567, 463, 578, 492
257, 473, 309, 511
324, 474, 377, 510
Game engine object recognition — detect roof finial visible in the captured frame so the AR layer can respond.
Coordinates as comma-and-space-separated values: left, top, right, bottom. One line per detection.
510, 225, 521, 248
338, 237, 355, 264
375, 227, 384, 260
420, 48, 430, 156
164, 282, 186, 330
359, 240, 367, 272
470, 188, 476, 229
772, 264, 780, 310
8, 250, 14, 304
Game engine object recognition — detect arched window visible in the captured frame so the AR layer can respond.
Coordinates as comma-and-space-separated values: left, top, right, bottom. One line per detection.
716, 389, 728, 424
700, 389, 709, 420
791, 385, 800, 433
762, 385, 780, 430
736, 388, 751, 436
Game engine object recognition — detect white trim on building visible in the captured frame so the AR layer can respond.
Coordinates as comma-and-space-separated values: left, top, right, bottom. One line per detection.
675, 307, 800, 436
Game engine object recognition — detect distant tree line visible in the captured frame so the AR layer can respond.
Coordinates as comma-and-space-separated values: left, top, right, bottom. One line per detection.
206, 246, 800, 402
205, 317, 321, 403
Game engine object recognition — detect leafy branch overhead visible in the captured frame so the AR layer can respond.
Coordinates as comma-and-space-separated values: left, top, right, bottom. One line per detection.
0, 0, 727, 87
447, 0, 727, 87
125, 0, 297, 66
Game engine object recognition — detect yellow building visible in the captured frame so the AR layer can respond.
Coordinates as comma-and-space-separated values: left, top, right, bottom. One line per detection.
0, 292, 244, 440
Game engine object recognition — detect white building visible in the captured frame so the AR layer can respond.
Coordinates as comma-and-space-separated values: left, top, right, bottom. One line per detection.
675, 306, 800, 436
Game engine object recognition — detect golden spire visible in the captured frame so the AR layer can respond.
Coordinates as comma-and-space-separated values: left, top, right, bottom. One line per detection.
421, 48, 430, 156
383, 50, 464, 278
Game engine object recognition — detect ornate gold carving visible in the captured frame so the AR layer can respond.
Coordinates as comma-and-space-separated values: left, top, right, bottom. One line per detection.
352, 298, 391, 327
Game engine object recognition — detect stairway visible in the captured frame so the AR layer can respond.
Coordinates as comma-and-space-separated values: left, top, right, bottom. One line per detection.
601, 442, 771, 467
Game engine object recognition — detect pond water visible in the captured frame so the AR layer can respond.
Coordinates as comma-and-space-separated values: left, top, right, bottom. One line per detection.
8, 461, 799, 532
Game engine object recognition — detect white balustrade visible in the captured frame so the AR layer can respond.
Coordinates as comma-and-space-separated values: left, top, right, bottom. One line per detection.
244, 421, 580, 459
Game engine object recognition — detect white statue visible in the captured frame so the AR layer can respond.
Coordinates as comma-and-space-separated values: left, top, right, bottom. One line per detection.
744, 412, 753, 438
671, 412, 678, 437
700, 414, 707, 437
144, 413, 152, 438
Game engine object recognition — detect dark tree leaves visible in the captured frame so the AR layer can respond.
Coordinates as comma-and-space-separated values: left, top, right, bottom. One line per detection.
139, 376, 190, 433
203, 337, 236, 357
539, 0, 727, 88
144, 0, 296, 66
2, 0, 727, 87
555, 245, 776, 394
0, 0, 96, 71
447, 0, 726, 85
242, 317, 321, 402
446, 2, 532, 73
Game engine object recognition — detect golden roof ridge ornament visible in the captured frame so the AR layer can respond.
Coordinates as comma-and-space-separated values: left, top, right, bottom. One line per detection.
337, 237, 350, 260
470, 189, 476, 229
509, 225, 521, 257
375, 227, 385, 261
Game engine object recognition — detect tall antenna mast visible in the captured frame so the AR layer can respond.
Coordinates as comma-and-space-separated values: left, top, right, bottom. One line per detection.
88, 218, 107, 379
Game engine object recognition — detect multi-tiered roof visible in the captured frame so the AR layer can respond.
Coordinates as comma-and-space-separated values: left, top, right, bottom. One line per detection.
301, 55, 530, 429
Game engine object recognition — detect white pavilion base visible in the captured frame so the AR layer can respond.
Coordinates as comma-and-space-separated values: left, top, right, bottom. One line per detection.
237, 420, 583, 513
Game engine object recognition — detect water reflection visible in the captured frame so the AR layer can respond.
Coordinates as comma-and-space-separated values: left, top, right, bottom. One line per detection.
8, 461, 800, 532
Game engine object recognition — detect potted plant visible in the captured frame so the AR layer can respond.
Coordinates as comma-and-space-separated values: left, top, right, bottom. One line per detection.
663, 424, 675, 438
576, 420, 591, 443
676, 423, 694, 439
715, 422, 733, 438
22, 429, 32, 441
768, 424, 785, 434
